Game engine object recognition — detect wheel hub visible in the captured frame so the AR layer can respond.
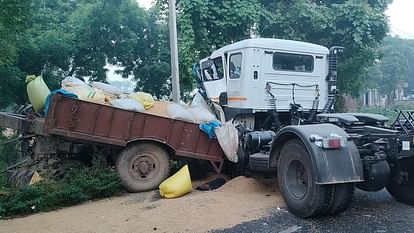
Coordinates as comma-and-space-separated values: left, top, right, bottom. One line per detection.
131, 156, 157, 179
286, 159, 308, 199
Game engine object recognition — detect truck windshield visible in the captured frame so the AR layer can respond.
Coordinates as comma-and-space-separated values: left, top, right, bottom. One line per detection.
202, 57, 224, 81
273, 52, 314, 73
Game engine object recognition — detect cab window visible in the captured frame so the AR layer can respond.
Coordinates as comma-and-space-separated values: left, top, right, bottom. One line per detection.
229, 53, 242, 79
273, 52, 314, 72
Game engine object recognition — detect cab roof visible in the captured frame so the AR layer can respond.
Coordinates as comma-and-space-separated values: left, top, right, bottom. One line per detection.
210, 38, 329, 57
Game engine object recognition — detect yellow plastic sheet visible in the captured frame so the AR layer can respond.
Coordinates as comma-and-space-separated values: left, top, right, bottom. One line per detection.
159, 165, 192, 198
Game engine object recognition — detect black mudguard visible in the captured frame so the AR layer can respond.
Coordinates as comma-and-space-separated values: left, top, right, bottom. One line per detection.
270, 123, 364, 184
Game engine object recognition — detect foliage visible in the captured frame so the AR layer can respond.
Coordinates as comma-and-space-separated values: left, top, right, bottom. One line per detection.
0, 0, 172, 109
132, 4, 172, 99
357, 106, 399, 123
171, 0, 264, 94
0, 0, 393, 107
0, 0, 32, 109
0, 130, 20, 170
0, 166, 123, 217
0, 0, 32, 67
166, 0, 391, 96
357, 101, 414, 123
0, 67, 27, 109
69, 0, 148, 82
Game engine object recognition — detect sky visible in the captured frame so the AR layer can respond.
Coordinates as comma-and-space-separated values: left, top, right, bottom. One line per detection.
386, 0, 414, 39
136, 0, 414, 39
137, 0, 153, 9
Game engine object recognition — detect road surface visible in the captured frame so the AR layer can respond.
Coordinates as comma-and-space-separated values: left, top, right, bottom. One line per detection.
215, 189, 414, 233
1, 177, 413, 233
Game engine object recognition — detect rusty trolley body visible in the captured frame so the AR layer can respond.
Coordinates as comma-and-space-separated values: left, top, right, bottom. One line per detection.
1, 95, 224, 191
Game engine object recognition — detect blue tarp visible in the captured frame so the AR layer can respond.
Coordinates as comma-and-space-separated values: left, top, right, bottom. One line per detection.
45, 89, 78, 115
199, 120, 222, 139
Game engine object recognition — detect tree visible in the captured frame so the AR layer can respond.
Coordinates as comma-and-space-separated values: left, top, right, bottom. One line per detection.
366, 36, 414, 104
175, 0, 263, 95
0, 0, 32, 109
0, 0, 393, 109
0, 0, 31, 67
131, 4, 172, 99
257, 0, 391, 97
70, 0, 150, 82
155, 0, 391, 97
0, 0, 167, 108
28, 0, 171, 98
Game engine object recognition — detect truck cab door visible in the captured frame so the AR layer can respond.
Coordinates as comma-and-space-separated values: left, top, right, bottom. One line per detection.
226, 52, 244, 108
200, 56, 226, 102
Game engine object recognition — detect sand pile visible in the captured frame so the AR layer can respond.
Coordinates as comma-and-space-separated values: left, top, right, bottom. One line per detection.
217, 176, 269, 193
0, 176, 285, 233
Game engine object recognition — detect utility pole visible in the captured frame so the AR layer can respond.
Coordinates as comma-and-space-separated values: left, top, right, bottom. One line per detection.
169, 0, 180, 103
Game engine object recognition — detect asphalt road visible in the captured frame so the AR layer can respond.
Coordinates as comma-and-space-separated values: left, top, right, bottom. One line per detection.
214, 189, 414, 233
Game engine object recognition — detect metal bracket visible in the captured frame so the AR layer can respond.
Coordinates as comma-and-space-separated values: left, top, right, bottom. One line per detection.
209, 160, 224, 173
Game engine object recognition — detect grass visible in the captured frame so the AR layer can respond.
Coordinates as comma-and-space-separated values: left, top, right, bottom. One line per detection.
0, 166, 123, 218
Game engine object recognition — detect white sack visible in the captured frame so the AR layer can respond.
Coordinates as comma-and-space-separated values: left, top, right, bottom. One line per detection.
110, 98, 144, 112
61, 77, 91, 90
167, 103, 195, 122
188, 107, 216, 124
214, 121, 239, 163
92, 81, 124, 96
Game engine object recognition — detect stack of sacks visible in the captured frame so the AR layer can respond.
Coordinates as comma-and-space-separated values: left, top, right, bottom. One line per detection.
91, 81, 123, 97
61, 77, 111, 105
60, 77, 155, 112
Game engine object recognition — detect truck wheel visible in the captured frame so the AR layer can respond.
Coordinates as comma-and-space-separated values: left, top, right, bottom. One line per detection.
386, 165, 414, 205
327, 183, 354, 215
278, 139, 333, 218
116, 143, 170, 192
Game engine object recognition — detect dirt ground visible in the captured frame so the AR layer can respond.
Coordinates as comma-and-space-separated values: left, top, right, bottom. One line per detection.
0, 176, 285, 233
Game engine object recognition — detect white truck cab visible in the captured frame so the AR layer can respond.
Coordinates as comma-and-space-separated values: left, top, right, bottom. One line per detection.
196, 38, 414, 219
200, 38, 332, 112
196, 39, 414, 219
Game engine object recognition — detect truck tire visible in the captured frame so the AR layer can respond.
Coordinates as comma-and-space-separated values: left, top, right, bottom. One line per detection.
116, 143, 170, 192
278, 139, 333, 218
387, 171, 414, 205
327, 183, 354, 215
